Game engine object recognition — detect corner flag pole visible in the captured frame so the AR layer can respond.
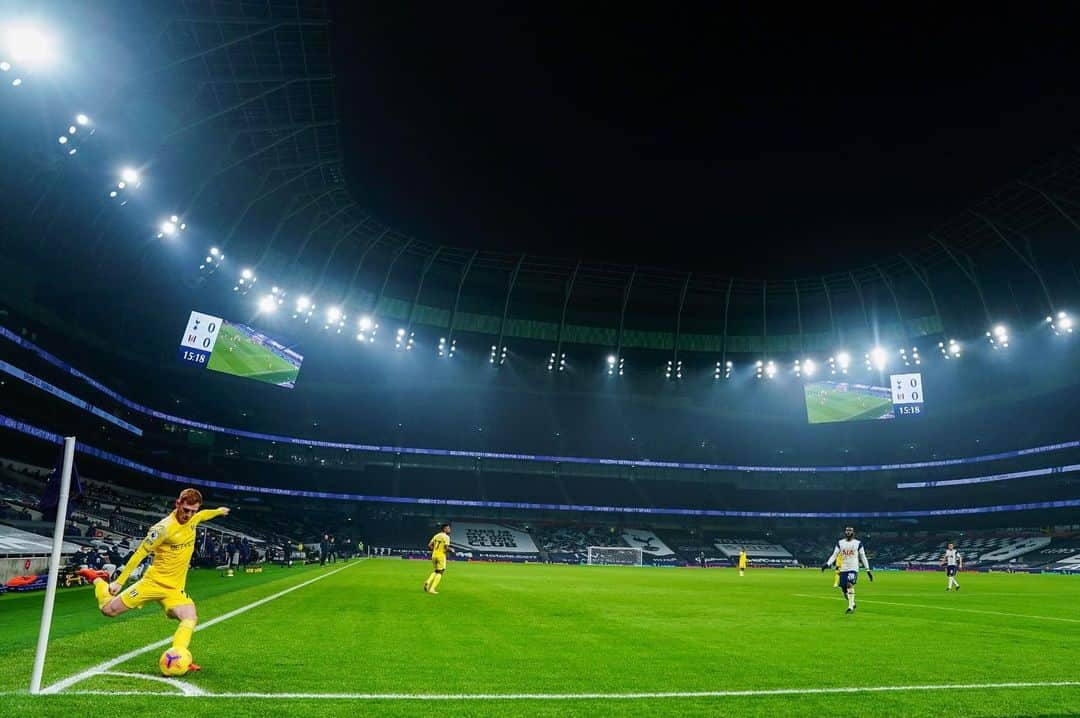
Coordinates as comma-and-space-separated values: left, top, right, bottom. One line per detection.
30, 436, 76, 694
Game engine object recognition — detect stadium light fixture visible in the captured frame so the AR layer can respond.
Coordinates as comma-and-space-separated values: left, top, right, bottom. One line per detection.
765, 360, 777, 379
665, 359, 683, 381
257, 294, 277, 314
606, 354, 624, 376
987, 324, 1009, 349
4, 23, 57, 69
395, 328, 415, 351
233, 268, 256, 295
325, 306, 342, 324
836, 352, 851, 372
866, 346, 888, 371
156, 216, 183, 239
75, 113, 89, 126
0, 61, 9, 71
802, 358, 816, 377
1048, 311, 1073, 335
939, 338, 961, 359
438, 337, 456, 358
358, 315, 373, 331
547, 351, 566, 372
120, 167, 139, 184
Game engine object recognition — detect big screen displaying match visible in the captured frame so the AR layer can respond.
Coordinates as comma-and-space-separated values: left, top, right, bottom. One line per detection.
804, 373, 924, 424
178, 311, 303, 389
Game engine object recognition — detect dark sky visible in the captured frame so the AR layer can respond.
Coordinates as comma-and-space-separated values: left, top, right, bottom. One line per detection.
331, 5, 1080, 277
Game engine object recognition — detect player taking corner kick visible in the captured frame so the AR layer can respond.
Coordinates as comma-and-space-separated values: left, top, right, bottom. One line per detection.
424, 523, 454, 594
79, 488, 229, 672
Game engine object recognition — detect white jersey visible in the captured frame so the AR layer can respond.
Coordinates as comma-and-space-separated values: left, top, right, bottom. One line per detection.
826, 538, 870, 572
943, 548, 960, 566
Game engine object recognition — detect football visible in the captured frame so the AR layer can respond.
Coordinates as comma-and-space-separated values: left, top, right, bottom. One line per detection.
159, 647, 192, 677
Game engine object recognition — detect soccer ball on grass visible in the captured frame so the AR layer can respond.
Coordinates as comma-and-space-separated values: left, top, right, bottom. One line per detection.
159, 647, 193, 676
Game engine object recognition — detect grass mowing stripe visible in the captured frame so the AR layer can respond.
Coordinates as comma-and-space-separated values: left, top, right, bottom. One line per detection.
792, 593, 1080, 623
13, 680, 1080, 700
40, 561, 360, 695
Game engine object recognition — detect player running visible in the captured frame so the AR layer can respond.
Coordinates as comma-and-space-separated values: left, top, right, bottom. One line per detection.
821, 526, 873, 614
941, 542, 963, 591
423, 523, 454, 595
79, 488, 229, 672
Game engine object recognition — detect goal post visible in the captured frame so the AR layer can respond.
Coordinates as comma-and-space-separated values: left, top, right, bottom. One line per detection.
587, 546, 643, 566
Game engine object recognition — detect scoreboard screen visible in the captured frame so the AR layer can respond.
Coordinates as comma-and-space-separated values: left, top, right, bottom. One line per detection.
805, 372, 924, 424
178, 311, 303, 389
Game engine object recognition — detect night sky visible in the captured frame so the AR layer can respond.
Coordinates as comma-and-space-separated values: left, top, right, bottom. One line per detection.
331, 5, 1080, 277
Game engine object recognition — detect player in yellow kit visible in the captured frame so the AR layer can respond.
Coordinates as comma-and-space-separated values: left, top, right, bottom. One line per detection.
832, 552, 843, 587
423, 523, 454, 594
738, 548, 747, 576
79, 488, 229, 672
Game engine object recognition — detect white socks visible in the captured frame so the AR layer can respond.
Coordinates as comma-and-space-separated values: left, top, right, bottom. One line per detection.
847, 588, 855, 609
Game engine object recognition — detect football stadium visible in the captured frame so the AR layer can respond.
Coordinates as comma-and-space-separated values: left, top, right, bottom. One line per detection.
2, 4, 1080, 717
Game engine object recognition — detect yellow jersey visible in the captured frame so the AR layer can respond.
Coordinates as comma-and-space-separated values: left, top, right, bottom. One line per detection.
738, 551, 747, 569
117, 508, 227, 588
430, 532, 450, 559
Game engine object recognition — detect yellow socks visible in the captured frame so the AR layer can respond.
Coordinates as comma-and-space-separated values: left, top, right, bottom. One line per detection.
93, 580, 111, 609
429, 573, 442, 590
425, 572, 437, 587
172, 619, 196, 651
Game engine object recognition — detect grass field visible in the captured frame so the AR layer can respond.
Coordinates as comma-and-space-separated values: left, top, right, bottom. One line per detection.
1, 560, 1078, 717
206, 322, 300, 387
805, 381, 895, 423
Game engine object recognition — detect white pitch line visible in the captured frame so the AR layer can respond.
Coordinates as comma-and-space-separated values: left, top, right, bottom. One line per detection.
40, 562, 359, 695
793, 593, 1080, 623
100, 671, 206, 696
17, 680, 1080, 700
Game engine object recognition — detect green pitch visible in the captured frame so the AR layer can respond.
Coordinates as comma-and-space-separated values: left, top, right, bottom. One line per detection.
805, 383, 894, 423
2, 561, 1078, 717
206, 322, 300, 387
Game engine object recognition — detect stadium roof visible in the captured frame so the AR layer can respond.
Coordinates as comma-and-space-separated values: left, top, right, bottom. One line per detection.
5, 2, 1080, 356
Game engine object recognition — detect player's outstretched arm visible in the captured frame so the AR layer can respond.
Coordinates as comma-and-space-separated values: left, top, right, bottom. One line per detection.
822, 546, 840, 571
194, 507, 230, 524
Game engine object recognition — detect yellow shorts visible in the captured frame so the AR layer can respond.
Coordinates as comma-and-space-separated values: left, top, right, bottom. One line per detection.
119, 577, 193, 614
432, 556, 447, 571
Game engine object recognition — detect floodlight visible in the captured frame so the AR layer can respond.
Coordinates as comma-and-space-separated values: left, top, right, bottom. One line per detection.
765, 361, 777, 379
258, 294, 276, 313
868, 346, 888, 371
0, 61, 9, 71
607, 354, 617, 365
120, 167, 138, 184
803, 358, 816, 376
836, 351, 851, 370
358, 315, 373, 331
57, 135, 67, 144
326, 306, 342, 323
75, 113, 89, 126
10, 77, 20, 86
5, 24, 56, 68
158, 219, 177, 236
209, 247, 220, 257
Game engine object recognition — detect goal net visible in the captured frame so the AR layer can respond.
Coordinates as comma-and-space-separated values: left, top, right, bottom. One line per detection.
587, 546, 643, 566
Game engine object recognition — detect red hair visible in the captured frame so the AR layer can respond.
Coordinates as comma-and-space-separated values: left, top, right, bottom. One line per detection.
177, 488, 203, 506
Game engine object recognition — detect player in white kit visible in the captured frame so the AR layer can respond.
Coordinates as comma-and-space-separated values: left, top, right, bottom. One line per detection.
940, 542, 962, 591
822, 526, 873, 614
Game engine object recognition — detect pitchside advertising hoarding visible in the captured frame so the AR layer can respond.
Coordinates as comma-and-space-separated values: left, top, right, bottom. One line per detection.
805, 372, 924, 424
178, 311, 303, 389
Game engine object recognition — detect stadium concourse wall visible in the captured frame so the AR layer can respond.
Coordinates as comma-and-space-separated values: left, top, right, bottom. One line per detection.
1, 314, 1080, 533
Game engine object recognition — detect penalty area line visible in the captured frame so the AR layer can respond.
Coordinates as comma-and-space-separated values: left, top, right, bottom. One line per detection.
17, 680, 1080, 700
792, 593, 1080, 623
40, 561, 361, 695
